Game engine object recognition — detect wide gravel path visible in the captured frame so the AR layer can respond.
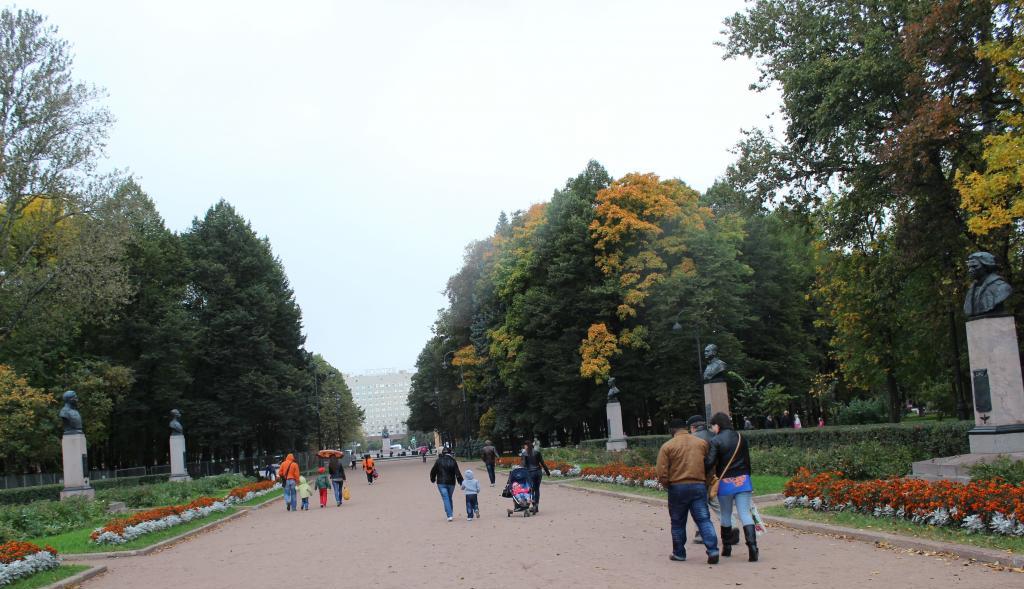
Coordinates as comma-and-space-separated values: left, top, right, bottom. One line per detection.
78, 458, 1009, 588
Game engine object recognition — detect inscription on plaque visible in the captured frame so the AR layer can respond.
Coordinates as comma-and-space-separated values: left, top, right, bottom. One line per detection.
973, 369, 993, 413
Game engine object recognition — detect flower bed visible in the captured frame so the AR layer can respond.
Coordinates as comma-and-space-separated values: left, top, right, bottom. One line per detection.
225, 480, 279, 504
782, 468, 1024, 536
494, 457, 579, 477
0, 541, 59, 586
90, 497, 228, 545
580, 464, 662, 490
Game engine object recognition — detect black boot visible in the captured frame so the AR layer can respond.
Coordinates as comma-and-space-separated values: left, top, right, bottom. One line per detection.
743, 524, 759, 562
730, 527, 741, 546
721, 526, 733, 557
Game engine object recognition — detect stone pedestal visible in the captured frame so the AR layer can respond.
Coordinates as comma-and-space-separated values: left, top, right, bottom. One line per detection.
169, 434, 191, 482
606, 401, 627, 451
965, 315, 1024, 454
703, 379, 731, 422
60, 433, 94, 500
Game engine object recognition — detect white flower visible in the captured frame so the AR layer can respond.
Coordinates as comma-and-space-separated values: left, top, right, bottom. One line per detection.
961, 514, 986, 534
0, 550, 60, 587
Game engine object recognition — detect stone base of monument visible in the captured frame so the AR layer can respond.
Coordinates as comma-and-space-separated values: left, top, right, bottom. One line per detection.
60, 433, 94, 500
911, 452, 1024, 483
913, 314, 1024, 482
703, 380, 730, 421
606, 401, 628, 451
169, 435, 191, 482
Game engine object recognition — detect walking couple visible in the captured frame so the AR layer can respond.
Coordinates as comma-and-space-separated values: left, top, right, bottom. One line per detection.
656, 413, 760, 564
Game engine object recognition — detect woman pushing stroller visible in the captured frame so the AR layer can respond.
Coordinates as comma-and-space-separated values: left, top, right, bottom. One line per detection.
520, 441, 550, 513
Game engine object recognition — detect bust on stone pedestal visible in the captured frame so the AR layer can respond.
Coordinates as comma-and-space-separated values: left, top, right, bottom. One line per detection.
59, 390, 93, 499
701, 344, 731, 422
605, 377, 627, 451
168, 409, 191, 482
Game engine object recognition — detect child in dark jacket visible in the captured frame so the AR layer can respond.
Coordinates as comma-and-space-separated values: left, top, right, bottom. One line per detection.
315, 467, 330, 508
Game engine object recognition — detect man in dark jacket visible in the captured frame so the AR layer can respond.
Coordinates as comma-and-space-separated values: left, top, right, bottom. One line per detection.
481, 440, 500, 487
429, 449, 463, 521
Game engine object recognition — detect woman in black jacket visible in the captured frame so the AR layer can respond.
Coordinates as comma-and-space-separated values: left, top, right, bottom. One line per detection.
520, 441, 550, 513
705, 412, 758, 562
429, 448, 463, 522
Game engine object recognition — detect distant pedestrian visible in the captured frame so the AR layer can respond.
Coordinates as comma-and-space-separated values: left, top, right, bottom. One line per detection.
461, 469, 481, 520
429, 448, 463, 522
297, 475, 312, 510
817, 416, 825, 428
793, 413, 802, 429
481, 440, 499, 487
420, 445, 428, 463
277, 453, 300, 512
764, 415, 776, 429
328, 457, 347, 506
520, 441, 550, 513
363, 455, 376, 485
657, 418, 719, 564
315, 467, 331, 508
779, 410, 793, 429
707, 412, 758, 562
743, 417, 754, 430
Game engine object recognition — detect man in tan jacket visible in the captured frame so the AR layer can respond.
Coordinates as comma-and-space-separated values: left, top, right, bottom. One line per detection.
656, 418, 720, 564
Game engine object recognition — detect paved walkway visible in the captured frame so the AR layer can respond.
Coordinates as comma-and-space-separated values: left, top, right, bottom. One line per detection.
78, 459, 1009, 588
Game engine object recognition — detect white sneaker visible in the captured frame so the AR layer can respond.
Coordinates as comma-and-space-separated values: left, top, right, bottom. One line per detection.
447, 517, 453, 522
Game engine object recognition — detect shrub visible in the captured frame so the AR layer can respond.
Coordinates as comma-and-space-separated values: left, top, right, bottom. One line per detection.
751, 441, 914, 479
95, 474, 249, 508
833, 398, 887, 425
0, 474, 170, 506
969, 456, 1024, 485
0, 496, 108, 542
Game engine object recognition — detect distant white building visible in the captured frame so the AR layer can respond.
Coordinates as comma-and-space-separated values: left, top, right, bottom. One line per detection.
346, 369, 412, 438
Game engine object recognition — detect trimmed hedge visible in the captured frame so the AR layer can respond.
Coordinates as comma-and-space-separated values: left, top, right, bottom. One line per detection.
580, 420, 972, 458
0, 474, 170, 506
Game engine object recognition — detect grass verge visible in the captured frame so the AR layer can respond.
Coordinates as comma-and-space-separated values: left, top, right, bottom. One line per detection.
763, 505, 1024, 553
563, 475, 787, 500
5, 564, 90, 589
28, 507, 239, 554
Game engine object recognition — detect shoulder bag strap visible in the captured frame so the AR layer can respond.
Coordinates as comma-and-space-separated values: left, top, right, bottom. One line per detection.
720, 432, 742, 476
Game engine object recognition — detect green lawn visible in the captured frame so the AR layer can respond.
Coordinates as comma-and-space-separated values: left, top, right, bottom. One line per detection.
763, 505, 1024, 554
563, 475, 787, 500
5, 564, 90, 589
28, 506, 239, 554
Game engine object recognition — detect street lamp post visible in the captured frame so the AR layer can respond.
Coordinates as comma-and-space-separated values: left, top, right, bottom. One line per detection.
442, 350, 470, 456
672, 313, 703, 392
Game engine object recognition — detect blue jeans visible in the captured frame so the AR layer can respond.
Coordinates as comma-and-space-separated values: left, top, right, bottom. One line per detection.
485, 463, 496, 485
301, 497, 309, 510
466, 494, 479, 518
284, 480, 297, 511
332, 480, 344, 504
667, 482, 719, 558
437, 484, 455, 518
529, 470, 542, 506
719, 491, 754, 527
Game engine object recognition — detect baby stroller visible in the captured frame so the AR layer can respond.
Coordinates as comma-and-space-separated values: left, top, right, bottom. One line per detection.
503, 466, 534, 517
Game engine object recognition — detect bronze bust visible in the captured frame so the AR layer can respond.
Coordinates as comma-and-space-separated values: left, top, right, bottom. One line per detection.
964, 252, 1013, 317
59, 390, 83, 434
169, 409, 183, 436
703, 344, 727, 382
607, 376, 620, 402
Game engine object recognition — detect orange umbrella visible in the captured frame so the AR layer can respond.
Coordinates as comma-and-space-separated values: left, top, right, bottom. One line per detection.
317, 449, 343, 459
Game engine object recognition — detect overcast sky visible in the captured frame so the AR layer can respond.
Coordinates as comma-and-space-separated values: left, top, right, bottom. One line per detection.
23, 0, 778, 373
